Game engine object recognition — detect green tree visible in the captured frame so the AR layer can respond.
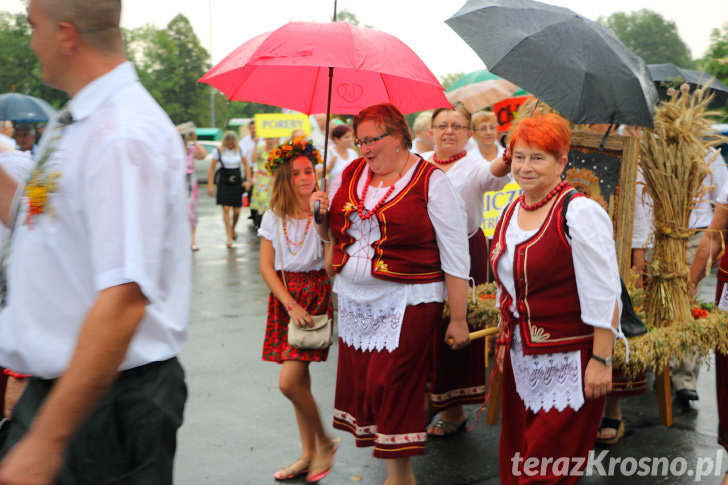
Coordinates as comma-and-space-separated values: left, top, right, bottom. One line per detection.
600, 10, 694, 68
126, 15, 210, 126
440, 72, 465, 91
700, 23, 728, 116
0, 11, 68, 108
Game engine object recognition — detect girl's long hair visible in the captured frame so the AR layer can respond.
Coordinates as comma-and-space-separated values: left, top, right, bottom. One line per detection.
269, 155, 319, 220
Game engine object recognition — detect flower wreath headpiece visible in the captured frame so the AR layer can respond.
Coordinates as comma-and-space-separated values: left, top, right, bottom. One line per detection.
265, 136, 322, 175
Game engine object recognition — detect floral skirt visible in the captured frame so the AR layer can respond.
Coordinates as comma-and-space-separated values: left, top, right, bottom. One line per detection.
262, 269, 333, 363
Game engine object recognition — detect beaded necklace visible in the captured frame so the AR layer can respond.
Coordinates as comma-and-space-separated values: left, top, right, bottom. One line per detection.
433, 150, 467, 165
519, 180, 569, 211
357, 170, 396, 220
282, 212, 312, 255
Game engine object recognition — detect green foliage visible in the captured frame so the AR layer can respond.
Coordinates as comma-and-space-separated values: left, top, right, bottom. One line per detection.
600, 9, 694, 68
700, 23, 728, 117
0, 12, 67, 108
439, 72, 465, 91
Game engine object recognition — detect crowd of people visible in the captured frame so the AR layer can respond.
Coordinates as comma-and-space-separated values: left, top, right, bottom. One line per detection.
0, 1, 726, 484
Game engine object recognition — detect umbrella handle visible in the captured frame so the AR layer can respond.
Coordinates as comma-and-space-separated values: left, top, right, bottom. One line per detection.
314, 177, 327, 224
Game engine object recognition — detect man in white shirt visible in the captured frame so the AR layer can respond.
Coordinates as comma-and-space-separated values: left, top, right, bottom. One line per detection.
0, 1, 190, 483
238, 119, 258, 162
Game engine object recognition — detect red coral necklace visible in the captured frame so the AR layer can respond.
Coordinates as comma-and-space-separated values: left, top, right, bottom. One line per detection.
433, 150, 467, 165
357, 155, 412, 220
519, 180, 569, 211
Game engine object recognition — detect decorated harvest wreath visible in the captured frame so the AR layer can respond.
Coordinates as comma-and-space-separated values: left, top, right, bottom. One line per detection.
265, 136, 323, 175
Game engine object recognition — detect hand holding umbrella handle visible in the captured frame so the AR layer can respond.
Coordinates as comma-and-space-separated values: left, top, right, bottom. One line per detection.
314, 177, 327, 223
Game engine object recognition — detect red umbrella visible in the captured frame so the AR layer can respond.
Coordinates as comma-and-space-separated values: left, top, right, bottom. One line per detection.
199, 21, 449, 116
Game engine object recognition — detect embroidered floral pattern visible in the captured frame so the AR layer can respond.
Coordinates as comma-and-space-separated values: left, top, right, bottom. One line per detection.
375, 259, 389, 273
530, 325, 551, 342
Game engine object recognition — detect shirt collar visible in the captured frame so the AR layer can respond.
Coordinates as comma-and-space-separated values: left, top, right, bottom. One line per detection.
66, 61, 138, 123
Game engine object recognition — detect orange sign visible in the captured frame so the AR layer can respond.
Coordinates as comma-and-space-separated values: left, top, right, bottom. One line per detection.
493, 95, 530, 133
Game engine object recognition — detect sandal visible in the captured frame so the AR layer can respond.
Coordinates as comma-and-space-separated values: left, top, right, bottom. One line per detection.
427, 417, 467, 438
274, 457, 311, 481
306, 437, 340, 482
595, 417, 624, 445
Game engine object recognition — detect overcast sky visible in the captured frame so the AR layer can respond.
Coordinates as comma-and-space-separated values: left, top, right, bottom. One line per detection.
4, 0, 727, 78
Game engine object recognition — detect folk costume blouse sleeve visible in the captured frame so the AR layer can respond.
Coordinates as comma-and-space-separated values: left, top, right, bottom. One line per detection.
426, 169, 470, 280
565, 196, 622, 330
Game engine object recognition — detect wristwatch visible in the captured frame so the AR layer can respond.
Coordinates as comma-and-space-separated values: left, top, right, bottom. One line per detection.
591, 354, 613, 367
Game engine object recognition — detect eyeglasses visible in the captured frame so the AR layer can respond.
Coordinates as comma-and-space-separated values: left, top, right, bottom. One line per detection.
475, 126, 497, 132
434, 123, 467, 131
355, 133, 389, 148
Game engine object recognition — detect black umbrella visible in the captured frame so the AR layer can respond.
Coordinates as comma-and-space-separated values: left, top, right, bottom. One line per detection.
648, 63, 728, 108
0, 93, 57, 122
446, 0, 659, 128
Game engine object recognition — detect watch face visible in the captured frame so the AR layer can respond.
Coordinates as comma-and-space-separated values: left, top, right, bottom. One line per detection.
605, 357, 613, 366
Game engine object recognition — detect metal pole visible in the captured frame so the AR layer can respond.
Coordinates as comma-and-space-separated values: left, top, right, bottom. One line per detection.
209, 0, 215, 127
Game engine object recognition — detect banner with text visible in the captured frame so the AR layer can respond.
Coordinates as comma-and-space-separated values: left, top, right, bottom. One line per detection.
255, 113, 310, 139
482, 182, 522, 237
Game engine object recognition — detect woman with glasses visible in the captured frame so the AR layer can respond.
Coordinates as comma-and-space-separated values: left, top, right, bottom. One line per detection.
425, 105, 511, 437
310, 103, 470, 485
472, 111, 503, 163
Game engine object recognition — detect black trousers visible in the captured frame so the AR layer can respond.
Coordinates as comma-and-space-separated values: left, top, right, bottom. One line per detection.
0, 358, 187, 485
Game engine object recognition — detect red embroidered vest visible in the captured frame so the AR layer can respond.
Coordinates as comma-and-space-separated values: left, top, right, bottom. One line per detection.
329, 157, 444, 284
491, 189, 594, 354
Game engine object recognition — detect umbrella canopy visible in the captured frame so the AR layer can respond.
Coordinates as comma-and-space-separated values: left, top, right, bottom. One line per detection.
0, 93, 57, 122
446, 0, 659, 127
199, 21, 450, 115
446, 69, 527, 112
648, 63, 728, 108
448, 68, 503, 91
446, 78, 522, 113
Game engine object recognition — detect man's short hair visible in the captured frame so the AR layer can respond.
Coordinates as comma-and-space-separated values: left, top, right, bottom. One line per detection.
42, 0, 122, 53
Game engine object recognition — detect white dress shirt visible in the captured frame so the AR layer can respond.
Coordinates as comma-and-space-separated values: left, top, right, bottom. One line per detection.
0, 62, 190, 378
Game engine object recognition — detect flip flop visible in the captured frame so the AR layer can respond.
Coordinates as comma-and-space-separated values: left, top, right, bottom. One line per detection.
427, 418, 467, 438
274, 457, 311, 481
595, 417, 624, 445
306, 437, 340, 482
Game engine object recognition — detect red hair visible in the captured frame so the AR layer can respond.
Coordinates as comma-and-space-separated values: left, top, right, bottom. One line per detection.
508, 114, 570, 159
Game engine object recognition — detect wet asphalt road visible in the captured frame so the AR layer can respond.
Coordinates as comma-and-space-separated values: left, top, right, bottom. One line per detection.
174, 191, 727, 484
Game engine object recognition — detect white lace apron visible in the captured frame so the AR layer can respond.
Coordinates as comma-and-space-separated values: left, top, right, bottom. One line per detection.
510, 326, 585, 413
336, 277, 407, 352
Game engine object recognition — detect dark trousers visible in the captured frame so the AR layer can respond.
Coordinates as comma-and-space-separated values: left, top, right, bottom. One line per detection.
0, 358, 187, 485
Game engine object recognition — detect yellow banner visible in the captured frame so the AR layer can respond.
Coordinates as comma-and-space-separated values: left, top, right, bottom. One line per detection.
255, 113, 310, 139
482, 182, 522, 237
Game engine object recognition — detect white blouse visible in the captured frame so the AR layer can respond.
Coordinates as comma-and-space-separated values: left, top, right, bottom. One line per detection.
213, 147, 243, 169
497, 196, 622, 412
332, 161, 469, 352
440, 152, 510, 236
258, 211, 325, 272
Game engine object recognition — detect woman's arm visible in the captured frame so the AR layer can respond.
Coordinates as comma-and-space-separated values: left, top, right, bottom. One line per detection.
310, 190, 330, 241
207, 151, 218, 197
584, 302, 618, 399
259, 238, 314, 328
689, 203, 728, 297
444, 274, 470, 349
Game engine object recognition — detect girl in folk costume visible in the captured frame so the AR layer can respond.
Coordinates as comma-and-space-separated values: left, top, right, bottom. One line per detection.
491, 114, 623, 484
425, 105, 511, 436
310, 103, 470, 485
258, 137, 339, 482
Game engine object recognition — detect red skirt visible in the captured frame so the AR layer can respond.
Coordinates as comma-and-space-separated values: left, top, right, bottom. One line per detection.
333, 301, 441, 459
429, 230, 487, 409
262, 269, 332, 363
500, 346, 605, 484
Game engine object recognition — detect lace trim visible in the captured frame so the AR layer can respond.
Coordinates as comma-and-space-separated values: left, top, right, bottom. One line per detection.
336, 279, 407, 352
510, 328, 584, 413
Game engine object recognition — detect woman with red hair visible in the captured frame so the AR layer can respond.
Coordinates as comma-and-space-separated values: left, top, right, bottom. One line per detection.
491, 114, 623, 483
